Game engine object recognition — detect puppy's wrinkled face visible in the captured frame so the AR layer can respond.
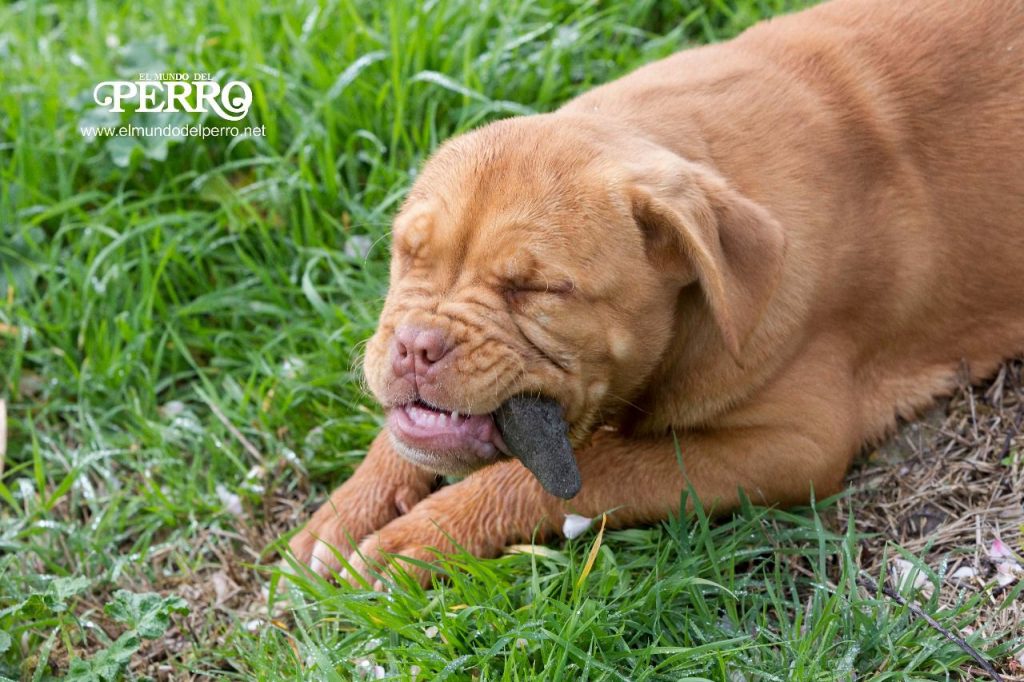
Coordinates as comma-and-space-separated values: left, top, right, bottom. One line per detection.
363, 116, 678, 475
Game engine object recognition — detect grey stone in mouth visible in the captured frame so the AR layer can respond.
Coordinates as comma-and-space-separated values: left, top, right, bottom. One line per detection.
493, 394, 581, 499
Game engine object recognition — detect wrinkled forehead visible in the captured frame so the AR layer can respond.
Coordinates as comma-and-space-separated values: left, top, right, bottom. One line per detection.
390, 120, 624, 282
392, 192, 583, 283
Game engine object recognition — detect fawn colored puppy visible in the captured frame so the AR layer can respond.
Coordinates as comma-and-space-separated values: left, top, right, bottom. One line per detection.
288, 0, 1024, 587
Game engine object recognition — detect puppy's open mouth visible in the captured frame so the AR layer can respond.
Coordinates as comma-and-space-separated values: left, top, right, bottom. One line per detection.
388, 395, 582, 499
388, 400, 509, 471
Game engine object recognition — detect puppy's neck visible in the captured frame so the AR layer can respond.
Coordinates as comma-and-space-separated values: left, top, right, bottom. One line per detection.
617, 284, 797, 435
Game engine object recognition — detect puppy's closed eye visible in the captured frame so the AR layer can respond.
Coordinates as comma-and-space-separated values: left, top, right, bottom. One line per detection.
502, 280, 574, 305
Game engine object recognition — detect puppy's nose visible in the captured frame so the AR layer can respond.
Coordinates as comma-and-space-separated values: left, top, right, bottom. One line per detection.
392, 326, 449, 377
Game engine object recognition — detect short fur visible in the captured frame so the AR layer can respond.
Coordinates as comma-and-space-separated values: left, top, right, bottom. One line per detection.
289, 0, 1024, 587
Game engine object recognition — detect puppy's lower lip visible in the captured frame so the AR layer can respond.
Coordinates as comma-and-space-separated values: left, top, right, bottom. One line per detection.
388, 402, 502, 462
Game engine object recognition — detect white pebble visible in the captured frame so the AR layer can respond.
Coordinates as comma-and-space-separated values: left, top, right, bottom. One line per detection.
160, 400, 186, 418
950, 566, 977, 580
215, 484, 244, 517
996, 561, 1022, 587
562, 514, 593, 540
281, 357, 305, 380
891, 558, 934, 598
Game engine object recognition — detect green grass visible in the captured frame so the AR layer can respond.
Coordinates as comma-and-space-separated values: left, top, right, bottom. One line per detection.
1, 0, 1018, 678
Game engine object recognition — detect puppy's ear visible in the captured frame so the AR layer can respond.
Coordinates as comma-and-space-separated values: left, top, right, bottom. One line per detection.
630, 159, 786, 360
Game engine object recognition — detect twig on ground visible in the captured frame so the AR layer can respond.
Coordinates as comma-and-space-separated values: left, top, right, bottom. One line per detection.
856, 572, 1004, 682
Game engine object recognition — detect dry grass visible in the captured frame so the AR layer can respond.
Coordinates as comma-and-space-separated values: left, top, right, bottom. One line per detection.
840, 359, 1024, 678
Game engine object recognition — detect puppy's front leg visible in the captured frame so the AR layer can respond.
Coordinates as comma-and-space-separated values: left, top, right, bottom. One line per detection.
347, 417, 855, 588
287, 431, 438, 576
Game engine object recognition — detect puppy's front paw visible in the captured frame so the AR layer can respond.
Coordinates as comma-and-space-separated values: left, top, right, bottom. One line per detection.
287, 478, 430, 578
343, 473, 525, 589
344, 501, 467, 590
285, 434, 436, 578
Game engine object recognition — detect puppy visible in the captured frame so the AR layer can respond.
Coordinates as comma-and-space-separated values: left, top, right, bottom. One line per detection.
288, 0, 1024, 586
